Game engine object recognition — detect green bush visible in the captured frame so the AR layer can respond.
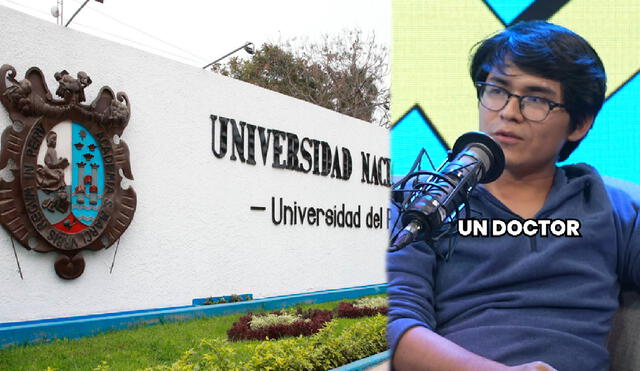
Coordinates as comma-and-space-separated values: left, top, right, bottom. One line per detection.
145, 338, 240, 371
229, 294, 243, 303
309, 315, 387, 370
146, 315, 387, 371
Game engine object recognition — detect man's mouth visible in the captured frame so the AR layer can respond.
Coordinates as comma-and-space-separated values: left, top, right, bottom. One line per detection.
492, 130, 523, 144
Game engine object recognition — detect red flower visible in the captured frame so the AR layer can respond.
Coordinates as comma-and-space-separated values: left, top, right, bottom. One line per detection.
227, 309, 332, 341
84, 175, 92, 184
336, 302, 388, 318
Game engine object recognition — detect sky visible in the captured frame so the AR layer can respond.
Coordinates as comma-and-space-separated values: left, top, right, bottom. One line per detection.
0, 0, 390, 68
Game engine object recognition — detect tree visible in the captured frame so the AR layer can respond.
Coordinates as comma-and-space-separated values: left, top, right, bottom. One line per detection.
213, 30, 390, 127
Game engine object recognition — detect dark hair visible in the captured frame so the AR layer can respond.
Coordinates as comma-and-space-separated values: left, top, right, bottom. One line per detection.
470, 21, 606, 162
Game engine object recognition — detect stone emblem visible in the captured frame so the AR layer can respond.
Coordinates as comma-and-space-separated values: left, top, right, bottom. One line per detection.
0, 65, 136, 279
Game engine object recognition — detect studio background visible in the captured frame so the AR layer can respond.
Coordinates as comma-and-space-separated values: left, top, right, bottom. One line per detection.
391, 0, 639, 185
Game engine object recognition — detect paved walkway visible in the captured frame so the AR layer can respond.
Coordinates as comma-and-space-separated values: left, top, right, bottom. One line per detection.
366, 360, 389, 370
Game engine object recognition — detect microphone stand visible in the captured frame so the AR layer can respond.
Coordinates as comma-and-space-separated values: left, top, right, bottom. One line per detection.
388, 131, 504, 253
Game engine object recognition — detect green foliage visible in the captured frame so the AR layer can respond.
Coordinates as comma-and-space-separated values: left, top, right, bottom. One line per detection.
312, 314, 387, 370
93, 360, 111, 370
148, 314, 387, 371
203, 297, 215, 305
214, 30, 389, 127
202, 294, 250, 305
354, 296, 388, 309
146, 338, 241, 371
0, 312, 244, 371
247, 336, 317, 370
229, 294, 243, 303
247, 314, 387, 370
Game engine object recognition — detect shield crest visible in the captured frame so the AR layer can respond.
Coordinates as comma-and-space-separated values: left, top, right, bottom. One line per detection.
0, 65, 136, 279
36, 122, 105, 232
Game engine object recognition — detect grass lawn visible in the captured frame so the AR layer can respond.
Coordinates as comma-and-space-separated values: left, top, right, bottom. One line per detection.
0, 296, 386, 370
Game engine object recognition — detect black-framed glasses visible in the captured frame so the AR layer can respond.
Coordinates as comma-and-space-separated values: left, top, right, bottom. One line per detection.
475, 82, 565, 122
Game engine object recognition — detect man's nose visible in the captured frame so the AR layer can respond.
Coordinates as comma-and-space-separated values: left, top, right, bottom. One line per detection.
499, 96, 525, 122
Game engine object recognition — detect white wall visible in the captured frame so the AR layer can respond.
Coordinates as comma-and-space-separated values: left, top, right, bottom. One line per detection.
0, 6, 389, 323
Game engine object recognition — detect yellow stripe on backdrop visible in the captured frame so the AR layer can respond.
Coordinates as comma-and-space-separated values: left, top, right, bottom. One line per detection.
392, 0, 640, 146
549, 0, 640, 97
392, 1, 502, 146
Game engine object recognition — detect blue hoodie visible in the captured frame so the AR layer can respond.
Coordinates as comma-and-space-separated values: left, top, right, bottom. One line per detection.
387, 164, 640, 370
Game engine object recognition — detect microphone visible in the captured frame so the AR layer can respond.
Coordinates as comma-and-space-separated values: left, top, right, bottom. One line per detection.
389, 131, 505, 252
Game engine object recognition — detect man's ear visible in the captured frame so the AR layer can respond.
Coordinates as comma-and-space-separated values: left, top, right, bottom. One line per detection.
568, 116, 594, 142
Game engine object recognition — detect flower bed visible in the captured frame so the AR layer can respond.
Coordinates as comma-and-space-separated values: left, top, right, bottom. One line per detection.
337, 296, 388, 318
195, 293, 252, 305
227, 308, 333, 341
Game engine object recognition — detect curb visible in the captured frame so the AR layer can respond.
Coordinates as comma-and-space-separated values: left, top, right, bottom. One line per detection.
330, 350, 390, 371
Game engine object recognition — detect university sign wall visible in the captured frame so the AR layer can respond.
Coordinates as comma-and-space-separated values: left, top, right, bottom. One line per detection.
0, 64, 136, 279
0, 7, 388, 323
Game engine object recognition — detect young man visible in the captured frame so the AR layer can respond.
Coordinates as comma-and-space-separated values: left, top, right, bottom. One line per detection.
387, 21, 640, 371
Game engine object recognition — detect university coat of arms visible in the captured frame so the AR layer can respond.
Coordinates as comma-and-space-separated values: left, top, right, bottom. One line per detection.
0, 65, 136, 279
